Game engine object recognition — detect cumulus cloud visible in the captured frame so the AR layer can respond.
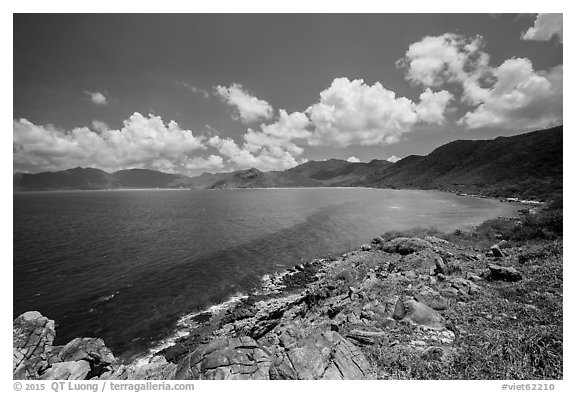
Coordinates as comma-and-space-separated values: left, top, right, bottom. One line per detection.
13, 113, 226, 175
305, 77, 451, 147
398, 34, 493, 106
346, 156, 360, 163
91, 120, 109, 133
208, 135, 305, 172
175, 81, 210, 98
215, 83, 273, 123
244, 110, 310, 156
207, 110, 310, 172
459, 61, 563, 130
415, 88, 454, 124
84, 90, 108, 106
387, 155, 401, 163
522, 13, 563, 43
401, 33, 563, 130
185, 155, 224, 170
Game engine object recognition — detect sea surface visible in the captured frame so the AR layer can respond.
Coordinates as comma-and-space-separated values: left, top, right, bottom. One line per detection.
13, 188, 519, 362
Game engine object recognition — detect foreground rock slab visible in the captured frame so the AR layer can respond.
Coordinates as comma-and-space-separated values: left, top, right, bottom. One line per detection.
40, 360, 90, 380
280, 330, 373, 380
174, 337, 273, 380
13, 311, 56, 379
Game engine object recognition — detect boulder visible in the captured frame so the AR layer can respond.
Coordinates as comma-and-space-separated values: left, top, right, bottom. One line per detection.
59, 337, 116, 378
414, 286, 448, 310
433, 256, 446, 275
491, 244, 506, 258
448, 277, 481, 296
393, 298, 445, 329
174, 336, 273, 380
421, 346, 448, 362
361, 244, 372, 251
283, 330, 372, 379
40, 360, 90, 380
13, 311, 56, 379
487, 264, 523, 282
371, 236, 384, 245
424, 236, 451, 246
103, 356, 176, 380
380, 237, 433, 255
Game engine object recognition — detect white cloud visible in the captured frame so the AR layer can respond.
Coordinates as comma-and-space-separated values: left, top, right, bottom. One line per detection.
459, 61, 563, 130
208, 135, 305, 172
387, 155, 401, 163
401, 33, 563, 130
185, 155, 224, 170
522, 13, 563, 43
84, 90, 108, 106
244, 109, 310, 156
215, 83, 273, 123
205, 109, 310, 172
415, 88, 453, 124
346, 156, 360, 163
398, 33, 491, 105
305, 77, 451, 147
12, 113, 226, 175
175, 81, 210, 98
91, 120, 109, 133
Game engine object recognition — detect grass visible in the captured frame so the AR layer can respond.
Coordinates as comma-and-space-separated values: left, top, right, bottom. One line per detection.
368, 202, 563, 380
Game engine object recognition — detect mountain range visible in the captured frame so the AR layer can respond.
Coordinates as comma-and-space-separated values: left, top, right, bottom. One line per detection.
13, 126, 563, 200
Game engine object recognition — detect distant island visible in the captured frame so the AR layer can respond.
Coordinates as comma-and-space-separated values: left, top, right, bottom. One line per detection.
14, 126, 563, 201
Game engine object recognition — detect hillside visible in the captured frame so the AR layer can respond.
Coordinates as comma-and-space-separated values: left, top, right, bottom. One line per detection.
209, 168, 322, 189
112, 169, 188, 188
363, 126, 563, 200
287, 159, 394, 186
13, 167, 117, 191
13, 126, 562, 200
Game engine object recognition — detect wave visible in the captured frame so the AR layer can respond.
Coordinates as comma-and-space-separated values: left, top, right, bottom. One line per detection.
130, 292, 248, 368
130, 263, 307, 367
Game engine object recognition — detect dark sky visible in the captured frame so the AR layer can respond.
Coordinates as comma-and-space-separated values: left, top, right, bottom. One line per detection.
13, 14, 563, 174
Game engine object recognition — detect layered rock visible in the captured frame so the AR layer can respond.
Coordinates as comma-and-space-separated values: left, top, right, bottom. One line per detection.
13, 311, 56, 379
13, 311, 117, 380
174, 337, 273, 380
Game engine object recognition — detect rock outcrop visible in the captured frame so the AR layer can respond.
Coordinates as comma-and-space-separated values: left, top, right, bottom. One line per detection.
174, 337, 273, 380
380, 237, 433, 255
40, 360, 91, 380
393, 298, 446, 329
13, 311, 56, 379
487, 264, 523, 282
277, 330, 372, 380
13, 311, 117, 380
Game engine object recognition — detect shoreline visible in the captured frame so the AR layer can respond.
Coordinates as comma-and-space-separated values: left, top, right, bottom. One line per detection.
14, 185, 547, 207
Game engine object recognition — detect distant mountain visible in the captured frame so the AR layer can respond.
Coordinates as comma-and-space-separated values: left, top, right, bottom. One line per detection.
13, 168, 117, 191
363, 126, 563, 200
286, 159, 393, 186
13, 126, 562, 200
112, 169, 187, 188
208, 168, 322, 189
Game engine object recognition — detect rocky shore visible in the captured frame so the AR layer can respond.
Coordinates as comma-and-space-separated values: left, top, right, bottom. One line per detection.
14, 215, 563, 380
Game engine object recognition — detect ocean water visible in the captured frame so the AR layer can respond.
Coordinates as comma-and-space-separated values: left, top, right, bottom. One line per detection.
13, 188, 518, 362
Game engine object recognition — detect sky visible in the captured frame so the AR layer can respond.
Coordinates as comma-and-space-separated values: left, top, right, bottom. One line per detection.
13, 13, 563, 175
